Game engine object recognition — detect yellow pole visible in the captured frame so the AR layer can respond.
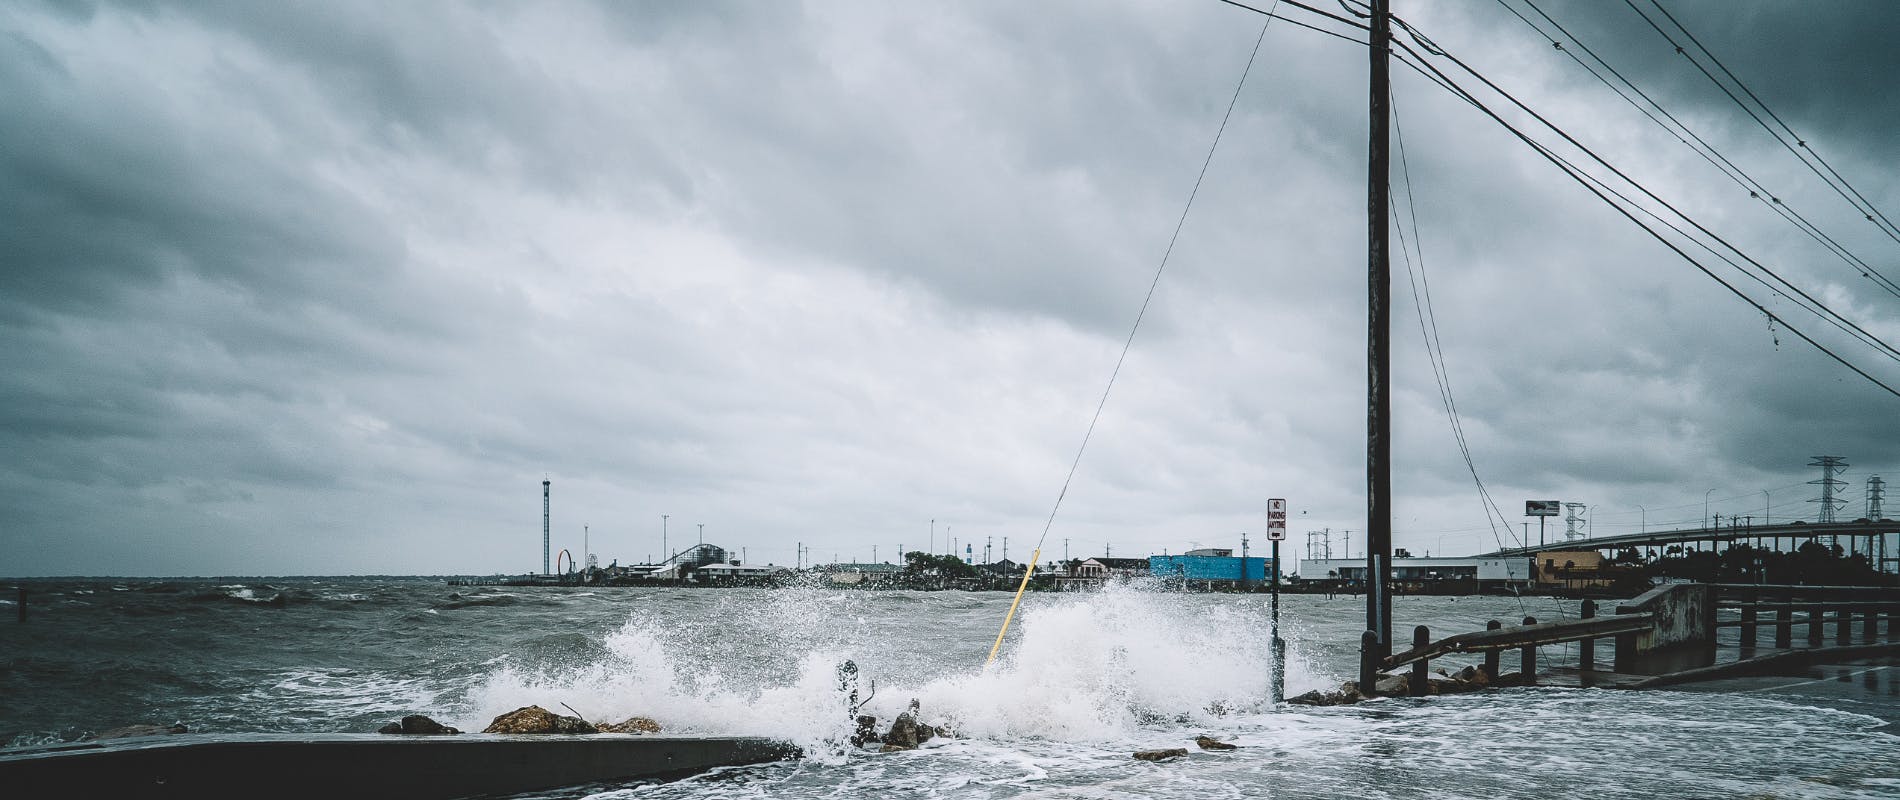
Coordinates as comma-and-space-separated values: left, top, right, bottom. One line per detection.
986, 548, 1041, 666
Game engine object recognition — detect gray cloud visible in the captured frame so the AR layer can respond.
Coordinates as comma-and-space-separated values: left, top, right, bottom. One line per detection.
2, 0, 1897, 575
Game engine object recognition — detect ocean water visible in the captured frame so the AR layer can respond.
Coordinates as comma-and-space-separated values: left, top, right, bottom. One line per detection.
1, 580, 1894, 798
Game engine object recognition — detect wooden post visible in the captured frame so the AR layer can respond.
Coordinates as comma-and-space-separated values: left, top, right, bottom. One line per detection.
1363, 0, 1395, 666
1739, 606, 1757, 650
1808, 603, 1824, 645
1520, 616, 1537, 686
1409, 625, 1429, 697
1864, 607, 1878, 644
1482, 620, 1501, 681
1775, 605, 1792, 649
1835, 608, 1852, 646
1578, 599, 1597, 671
1360, 630, 1380, 697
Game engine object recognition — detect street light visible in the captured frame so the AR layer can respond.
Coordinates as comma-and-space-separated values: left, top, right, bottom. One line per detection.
662, 514, 669, 561
1587, 505, 1596, 539
1638, 505, 1646, 534
1705, 489, 1717, 529
1762, 489, 1771, 526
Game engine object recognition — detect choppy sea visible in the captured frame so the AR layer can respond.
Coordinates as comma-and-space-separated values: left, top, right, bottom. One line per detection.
1, 580, 1894, 798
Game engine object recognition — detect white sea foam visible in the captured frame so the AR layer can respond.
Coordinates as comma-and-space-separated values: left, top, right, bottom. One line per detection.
458, 585, 1309, 760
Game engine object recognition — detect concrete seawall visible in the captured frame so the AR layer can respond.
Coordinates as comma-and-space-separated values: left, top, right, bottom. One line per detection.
0, 733, 798, 799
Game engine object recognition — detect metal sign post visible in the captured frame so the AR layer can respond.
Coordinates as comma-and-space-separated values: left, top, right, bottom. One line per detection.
1268, 498, 1287, 705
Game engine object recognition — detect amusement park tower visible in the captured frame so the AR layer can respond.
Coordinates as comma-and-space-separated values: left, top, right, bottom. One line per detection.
542, 480, 551, 575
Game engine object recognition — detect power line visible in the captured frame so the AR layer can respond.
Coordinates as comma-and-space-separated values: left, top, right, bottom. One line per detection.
1624, 0, 1900, 246
1389, 16, 1900, 371
1387, 94, 1523, 552
1495, 0, 1900, 301
1386, 34, 1900, 401
1027, 12, 1281, 556
1215, 0, 1368, 46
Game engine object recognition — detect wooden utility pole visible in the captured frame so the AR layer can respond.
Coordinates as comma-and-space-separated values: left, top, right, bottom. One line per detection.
1365, 0, 1394, 659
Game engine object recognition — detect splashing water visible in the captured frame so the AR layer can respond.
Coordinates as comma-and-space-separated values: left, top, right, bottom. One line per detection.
457, 584, 1307, 759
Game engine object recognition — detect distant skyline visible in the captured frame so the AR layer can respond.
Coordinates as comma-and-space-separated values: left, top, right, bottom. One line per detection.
4, 1, 1899, 576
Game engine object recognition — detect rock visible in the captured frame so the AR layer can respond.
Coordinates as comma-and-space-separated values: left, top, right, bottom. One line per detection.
1195, 736, 1238, 751
880, 743, 915, 753
1287, 684, 1364, 707
1426, 673, 1484, 695
1372, 673, 1409, 696
94, 723, 188, 740
482, 705, 597, 734
379, 715, 459, 734
851, 715, 881, 747
1133, 748, 1189, 762
916, 723, 936, 744
884, 711, 920, 750
599, 716, 661, 734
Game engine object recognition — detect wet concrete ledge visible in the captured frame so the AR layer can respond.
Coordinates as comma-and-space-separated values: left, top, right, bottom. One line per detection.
0, 733, 799, 799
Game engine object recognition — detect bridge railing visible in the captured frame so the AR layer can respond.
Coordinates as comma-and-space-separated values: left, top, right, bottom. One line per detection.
1708, 583, 1900, 649
1362, 583, 1900, 697
1366, 597, 1651, 697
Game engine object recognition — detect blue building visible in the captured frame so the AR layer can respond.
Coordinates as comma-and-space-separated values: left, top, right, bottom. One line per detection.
1149, 547, 1271, 586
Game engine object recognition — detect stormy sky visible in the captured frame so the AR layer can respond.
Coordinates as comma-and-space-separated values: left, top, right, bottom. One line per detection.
4, 0, 1898, 576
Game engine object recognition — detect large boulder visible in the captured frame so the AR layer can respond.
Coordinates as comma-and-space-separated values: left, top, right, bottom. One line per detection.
1195, 736, 1238, 751
598, 716, 662, 734
1133, 748, 1189, 761
1372, 673, 1409, 696
378, 715, 459, 735
883, 711, 920, 750
482, 705, 597, 734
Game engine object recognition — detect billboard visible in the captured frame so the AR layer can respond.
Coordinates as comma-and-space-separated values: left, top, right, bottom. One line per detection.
1525, 500, 1561, 517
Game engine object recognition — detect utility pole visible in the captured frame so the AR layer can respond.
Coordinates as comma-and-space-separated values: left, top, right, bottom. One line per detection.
697, 523, 704, 546
1063, 538, 1069, 563
930, 519, 936, 556
662, 514, 669, 563
1364, 0, 1394, 661
796, 541, 802, 569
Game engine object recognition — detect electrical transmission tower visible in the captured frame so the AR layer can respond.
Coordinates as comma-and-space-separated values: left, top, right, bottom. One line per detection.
1809, 455, 1848, 545
1305, 529, 1333, 562
1563, 503, 1587, 541
1868, 475, 1886, 520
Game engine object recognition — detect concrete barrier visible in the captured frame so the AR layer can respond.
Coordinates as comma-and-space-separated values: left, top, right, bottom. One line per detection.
1615, 584, 1716, 675
0, 733, 797, 799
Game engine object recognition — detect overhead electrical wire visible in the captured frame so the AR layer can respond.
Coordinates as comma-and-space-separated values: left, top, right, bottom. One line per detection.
1388, 15, 1900, 372
1494, 0, 1900, 301
988, 11, 1281, 665
1387, 95, 1525, 553
1215, 0, 1367, 45
1384, 32, 1900, 401
1624, 0, 1900, 246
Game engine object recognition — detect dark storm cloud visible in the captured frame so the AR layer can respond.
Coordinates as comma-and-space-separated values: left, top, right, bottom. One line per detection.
1, 0, 1896, 574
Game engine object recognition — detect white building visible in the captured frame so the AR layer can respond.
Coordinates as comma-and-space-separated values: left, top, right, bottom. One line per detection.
1297, 556, 1530, 587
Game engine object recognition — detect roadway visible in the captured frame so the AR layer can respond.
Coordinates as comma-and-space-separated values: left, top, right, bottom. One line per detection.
1481, 519, 1900, 558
